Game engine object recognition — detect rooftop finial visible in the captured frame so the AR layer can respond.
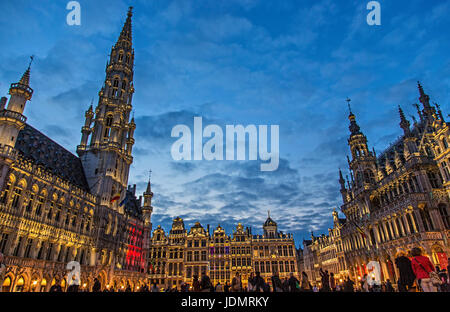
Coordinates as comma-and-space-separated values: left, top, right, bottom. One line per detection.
145, 169, 153, 195
346, 98, 352, 114
413, 103, 423, 122
128, 6, 133, 17
418, 81, 424, 97
28, 55, 34, 70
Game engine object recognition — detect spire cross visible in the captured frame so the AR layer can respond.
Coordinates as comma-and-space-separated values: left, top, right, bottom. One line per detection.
28, 55, 34, 70
149, 169, 152, 180
346, 98, 352, 113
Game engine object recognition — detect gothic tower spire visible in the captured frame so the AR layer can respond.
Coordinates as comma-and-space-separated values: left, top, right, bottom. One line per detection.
77, 7, 136, 213
0, 58, 34, 189
417, 81, 435, 119
345, 98, 377, 190
142, 170, 154, 228
398, 105, 411, 136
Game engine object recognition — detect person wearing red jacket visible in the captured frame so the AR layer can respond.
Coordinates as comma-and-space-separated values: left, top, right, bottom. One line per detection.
410, 247, 437, 292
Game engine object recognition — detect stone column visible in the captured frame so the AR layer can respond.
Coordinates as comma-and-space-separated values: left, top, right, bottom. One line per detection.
402, 214, 411, 234
429, 208, 444, 231
413, 209, 425, 232
388, 220, 397, 239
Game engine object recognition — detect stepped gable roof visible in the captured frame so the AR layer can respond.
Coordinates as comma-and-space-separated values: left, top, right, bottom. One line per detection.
15, 124, 90, 192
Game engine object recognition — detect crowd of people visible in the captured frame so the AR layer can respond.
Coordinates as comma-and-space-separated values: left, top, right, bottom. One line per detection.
1, 248, 449, 293
308, 247, 450, 293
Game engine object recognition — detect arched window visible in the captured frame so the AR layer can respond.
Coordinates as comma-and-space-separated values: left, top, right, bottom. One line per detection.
438, 204, 450, 229
2, 276, 12, 292
40, 279, 47, 292
441, 161, 450, 182
11, 186, 22, 209
103, 115, 113, 138
356, 171, 363, 188
427, 171, 440, 189
15, 276, 25, 292
364, 169, 376, 184
112, 78, 119, 97
442, 138, 448, 149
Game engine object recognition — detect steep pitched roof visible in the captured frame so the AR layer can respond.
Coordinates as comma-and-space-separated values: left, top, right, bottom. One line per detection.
15, 124, 90, 192
123, 189, 143, 219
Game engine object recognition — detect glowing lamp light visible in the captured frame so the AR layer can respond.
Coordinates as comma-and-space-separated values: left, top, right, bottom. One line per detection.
121, 286, 125, 289
83, 283, 87, 288
136, 286, 140, 290
358, 276, 361, 280
106, 285, 110, 289
32, 281, 38, 286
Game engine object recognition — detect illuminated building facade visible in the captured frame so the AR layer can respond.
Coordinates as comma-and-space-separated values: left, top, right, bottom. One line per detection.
251, 215, 298, 284
148, 215, 299, 290
0, 8, 152, 292
230, 223, 253, 288
302, 84, 450, 287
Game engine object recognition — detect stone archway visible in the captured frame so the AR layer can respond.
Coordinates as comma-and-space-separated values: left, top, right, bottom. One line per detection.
97, 270, 107, 291
40, 278, 48, 293
29, 273, 41, 292
1, 273, 14, 292
14, 275, 27, 292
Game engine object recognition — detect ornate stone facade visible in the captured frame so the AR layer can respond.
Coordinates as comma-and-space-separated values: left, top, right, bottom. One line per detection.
302, 84, 450, 287
0, 7, 152, 292
147, 215, 299, 290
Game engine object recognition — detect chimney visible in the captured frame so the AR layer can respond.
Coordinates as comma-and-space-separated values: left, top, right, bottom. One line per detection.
0, 97, 7, 110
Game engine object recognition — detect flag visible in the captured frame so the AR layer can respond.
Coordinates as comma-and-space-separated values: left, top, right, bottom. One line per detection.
339, 206, 367, 239
110, 193, 121, 203
350, 219, 367, 239
119, 193, 130, 207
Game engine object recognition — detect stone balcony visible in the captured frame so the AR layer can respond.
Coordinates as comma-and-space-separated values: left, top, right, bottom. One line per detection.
0, 145, 18, 161
4, 256, 96, 274
0, 109, 27, 123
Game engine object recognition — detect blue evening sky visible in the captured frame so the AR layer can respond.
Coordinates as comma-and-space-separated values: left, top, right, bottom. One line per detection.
0, 0, 449, 247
